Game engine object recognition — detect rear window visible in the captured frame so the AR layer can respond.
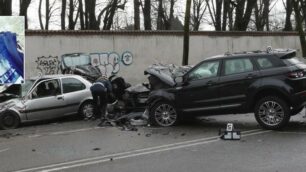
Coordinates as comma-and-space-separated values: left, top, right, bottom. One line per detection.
282, 57, 305, 66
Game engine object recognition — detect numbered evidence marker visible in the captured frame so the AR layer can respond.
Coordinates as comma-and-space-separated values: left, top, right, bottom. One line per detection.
219, 123, 241, 140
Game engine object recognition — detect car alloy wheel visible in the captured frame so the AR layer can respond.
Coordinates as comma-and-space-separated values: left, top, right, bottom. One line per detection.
80, 102, 94, 119
153, 103, 178, 127
255, 96, 290, 130
258, 101, 284, 126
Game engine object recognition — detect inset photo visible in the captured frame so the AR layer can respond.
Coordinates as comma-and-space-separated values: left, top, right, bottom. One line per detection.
0, 16, 24, 84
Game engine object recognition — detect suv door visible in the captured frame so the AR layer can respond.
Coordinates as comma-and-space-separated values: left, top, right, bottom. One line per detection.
177, 60, 221, 112
218, 57, 259, 109
25, 79, 64, 120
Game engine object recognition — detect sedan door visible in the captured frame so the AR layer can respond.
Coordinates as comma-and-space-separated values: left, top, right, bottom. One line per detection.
25, 79, 66, 121
177, 60, 221, 113
60, 77, 92, 115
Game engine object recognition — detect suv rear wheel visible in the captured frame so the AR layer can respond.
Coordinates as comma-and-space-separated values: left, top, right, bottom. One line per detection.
254, 96, 290, 130
150, 101, 179, 127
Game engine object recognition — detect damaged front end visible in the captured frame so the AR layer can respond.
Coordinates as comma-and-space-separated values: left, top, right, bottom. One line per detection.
60, 53, 102, 82
144, 64, 192, 90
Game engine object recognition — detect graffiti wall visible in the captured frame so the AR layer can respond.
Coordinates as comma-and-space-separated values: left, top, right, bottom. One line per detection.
35, 56, 61, 75
35, 52, 133, 77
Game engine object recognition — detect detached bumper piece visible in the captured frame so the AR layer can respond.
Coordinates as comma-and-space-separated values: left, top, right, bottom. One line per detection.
219, 123, 241, 140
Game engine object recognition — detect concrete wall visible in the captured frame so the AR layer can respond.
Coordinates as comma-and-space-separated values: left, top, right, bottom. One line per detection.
25, 31, 302, 84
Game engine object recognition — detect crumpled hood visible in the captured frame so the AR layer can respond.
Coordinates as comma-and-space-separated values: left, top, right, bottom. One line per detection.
75, 65, 101, 77
144, 64, 193, 87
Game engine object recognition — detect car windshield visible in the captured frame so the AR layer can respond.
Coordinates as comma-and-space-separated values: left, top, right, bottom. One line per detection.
62, 54, 91, 67
21, 80, 35, 97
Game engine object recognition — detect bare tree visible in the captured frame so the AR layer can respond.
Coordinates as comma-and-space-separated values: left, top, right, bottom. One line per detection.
78, 0, 85, 29
191, 0, 206, 31
134, 0, 140, 30
233, 0, 257, 31
0, 0, 12, 16
283, 0, 293, 31
61, 0, 66, 30
38, 0, 58, 30
19, 0, 32, 29
143, 0, 152, 30
68, 0, 79, 30
182, 0, 192, 65
293, 0, 306, 57
157, 0, 163, 29
254, 0, 270, 31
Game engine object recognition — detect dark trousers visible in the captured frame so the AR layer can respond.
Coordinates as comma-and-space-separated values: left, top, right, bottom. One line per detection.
90, 85, 108, 119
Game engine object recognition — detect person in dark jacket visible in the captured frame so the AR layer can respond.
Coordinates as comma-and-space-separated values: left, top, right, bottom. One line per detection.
90, 75, 113, 126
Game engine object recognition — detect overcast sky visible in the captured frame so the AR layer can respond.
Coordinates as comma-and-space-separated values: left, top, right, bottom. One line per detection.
12, 0, 285, 30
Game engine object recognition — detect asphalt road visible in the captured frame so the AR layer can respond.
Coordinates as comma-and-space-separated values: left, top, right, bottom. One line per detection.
1, 111, 306, 172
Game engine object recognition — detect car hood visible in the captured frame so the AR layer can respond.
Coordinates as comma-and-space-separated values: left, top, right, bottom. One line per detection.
75, 65, 101, 77
144, 64, 193, 87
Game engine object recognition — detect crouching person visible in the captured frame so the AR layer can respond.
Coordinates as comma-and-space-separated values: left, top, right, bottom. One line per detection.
90, 75, 113, 127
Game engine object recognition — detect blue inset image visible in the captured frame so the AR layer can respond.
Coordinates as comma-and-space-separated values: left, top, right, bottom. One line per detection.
0, 32, 24, 84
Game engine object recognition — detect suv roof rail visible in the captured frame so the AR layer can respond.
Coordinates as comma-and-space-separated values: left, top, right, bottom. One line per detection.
224, 47, 296, 57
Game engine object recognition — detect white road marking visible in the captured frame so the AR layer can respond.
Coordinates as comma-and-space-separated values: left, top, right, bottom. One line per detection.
0, 148, 10, 153
277, 131, 306, 135
14, 129, 266, 172
27, 127, 104, 138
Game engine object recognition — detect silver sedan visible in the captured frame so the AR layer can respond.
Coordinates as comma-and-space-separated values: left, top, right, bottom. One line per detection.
0, 74, 94, 129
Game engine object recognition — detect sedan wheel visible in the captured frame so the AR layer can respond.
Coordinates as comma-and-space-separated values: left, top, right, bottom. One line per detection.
0, 111, 20, 130
255, 96, 290, 130
80, 102, 94, 119
150, 102, 178, 127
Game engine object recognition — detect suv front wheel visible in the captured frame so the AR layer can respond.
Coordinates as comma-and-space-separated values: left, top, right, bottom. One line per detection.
150, 101, 179, 127
254, 96, 290, 130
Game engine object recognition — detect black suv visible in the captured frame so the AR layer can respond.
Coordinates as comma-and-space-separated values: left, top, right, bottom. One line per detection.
145, 49, 306, 130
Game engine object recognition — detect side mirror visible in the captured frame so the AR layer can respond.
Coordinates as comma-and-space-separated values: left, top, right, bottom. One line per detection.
174, 76, 184, 83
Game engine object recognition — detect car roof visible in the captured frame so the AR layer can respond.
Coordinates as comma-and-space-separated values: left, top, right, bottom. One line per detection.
29, 74, 82, 80
203, 49, 296, 61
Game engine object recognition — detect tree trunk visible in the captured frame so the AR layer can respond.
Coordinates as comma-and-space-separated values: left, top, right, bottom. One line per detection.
284, 0, 293, 31
0, 0, 12, 16
19, 0, 31, 29
183, 0, 192, 65
293, 0, 306, 57
79, 0, 85, 30
234, 0, 256, 31
143, 0, 151, 30
134, 0, 140, 30
104, 0, 118, 30
45, 0, 50, 30
222, 0, 229, 31
38, 0, 44, 30
68, 0, 74, 30
168, 0, 175, 29
157, 0, 163, 30
215, 0, 222, 31
61, 0, 66, 30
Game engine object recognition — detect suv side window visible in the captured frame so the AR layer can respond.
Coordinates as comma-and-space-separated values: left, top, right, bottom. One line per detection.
31, 79, 61, 99
188, 61, 220, 81
256, 57, 275, 69
224, 58, 254, 75
62, 78, 86, 94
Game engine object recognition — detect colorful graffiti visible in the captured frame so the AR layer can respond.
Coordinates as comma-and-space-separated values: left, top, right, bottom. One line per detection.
35, 56, 61, 75
90, 52, 133, 77
35, 51, 133, 77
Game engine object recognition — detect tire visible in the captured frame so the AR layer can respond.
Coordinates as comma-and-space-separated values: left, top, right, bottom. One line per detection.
254, 96, 290, 130
290, 107, 304, 116
0, 111, 20, 130
149, 101, 179, 127
79, 101, 94, 119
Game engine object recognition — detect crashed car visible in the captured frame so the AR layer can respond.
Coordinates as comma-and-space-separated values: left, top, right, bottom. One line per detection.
145, 49, 306, 130
60, 53, 102, 82
0, 74, 94, 129
0, 84, 21, 103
